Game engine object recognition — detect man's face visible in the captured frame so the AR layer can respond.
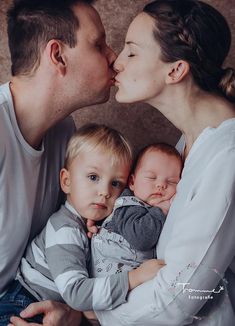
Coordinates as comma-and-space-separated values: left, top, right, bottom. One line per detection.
65, 3, 116, 108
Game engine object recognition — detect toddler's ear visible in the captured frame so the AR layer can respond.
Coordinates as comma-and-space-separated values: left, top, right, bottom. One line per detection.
60, 168, 71, 194
128, 174, 135, 191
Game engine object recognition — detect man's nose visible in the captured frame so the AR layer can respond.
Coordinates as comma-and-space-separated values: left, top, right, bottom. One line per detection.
107, 46, 117, 68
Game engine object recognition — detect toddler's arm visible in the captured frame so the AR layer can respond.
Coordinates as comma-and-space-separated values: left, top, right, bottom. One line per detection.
45, 219, 164, 312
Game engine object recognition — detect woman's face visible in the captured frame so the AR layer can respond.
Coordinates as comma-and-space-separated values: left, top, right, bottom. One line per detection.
114, 13, 168, 104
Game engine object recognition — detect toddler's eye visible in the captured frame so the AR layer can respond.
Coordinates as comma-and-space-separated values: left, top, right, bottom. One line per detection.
112, 180, 122, 188
88, 174, 99, 182
128, 53, 135, 57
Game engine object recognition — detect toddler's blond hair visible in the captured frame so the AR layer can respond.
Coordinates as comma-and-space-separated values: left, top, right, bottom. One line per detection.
65, 124, 133, 169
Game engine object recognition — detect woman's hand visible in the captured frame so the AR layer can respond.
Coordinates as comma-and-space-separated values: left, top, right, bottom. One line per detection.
8, 301, 81, 326
128, 259, 165, 290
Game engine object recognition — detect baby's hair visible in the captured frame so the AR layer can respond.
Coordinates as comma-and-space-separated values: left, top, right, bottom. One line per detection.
132, 142, 182, 174
65, 123, 133, 169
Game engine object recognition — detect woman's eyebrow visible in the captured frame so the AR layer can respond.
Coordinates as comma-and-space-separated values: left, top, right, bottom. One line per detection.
126, 41, 140, 47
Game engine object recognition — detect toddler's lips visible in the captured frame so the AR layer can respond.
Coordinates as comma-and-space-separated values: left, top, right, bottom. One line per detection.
92, 203, 107, 209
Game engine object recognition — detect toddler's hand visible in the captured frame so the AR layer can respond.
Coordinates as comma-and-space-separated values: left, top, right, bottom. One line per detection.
86, 219, 98, 238
128, 259, 165, 290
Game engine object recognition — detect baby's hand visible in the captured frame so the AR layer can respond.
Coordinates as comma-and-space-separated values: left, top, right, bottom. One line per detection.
128, 259, 165, 290
154, 199, 171, 215
86, 219, 98, 238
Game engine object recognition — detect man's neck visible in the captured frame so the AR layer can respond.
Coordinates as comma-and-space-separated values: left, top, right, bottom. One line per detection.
10, 77, 65, 149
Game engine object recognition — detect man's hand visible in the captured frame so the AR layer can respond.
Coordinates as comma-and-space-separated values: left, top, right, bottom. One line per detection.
128, 259, 165, 290
8, 301, 81, 326
87, 219, 98, 238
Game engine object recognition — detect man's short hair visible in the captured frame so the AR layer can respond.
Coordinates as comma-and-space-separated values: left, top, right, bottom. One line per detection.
7, 0, 94, 76
65, 123, 133, 170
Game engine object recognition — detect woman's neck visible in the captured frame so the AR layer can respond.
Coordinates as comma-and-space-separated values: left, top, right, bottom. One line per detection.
148, 85, 235, 156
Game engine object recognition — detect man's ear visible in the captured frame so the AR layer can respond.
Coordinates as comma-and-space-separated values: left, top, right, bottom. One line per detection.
45, 39, 67, 76
128, 174, 135, 192
166, 60, 190, 84
60, 168, 71, 194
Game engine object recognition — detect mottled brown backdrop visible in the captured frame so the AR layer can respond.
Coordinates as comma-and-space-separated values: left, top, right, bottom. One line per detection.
1, 0, 235, 153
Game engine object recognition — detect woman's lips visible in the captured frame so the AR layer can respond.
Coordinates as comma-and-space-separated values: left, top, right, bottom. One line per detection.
114, 78, 121, 86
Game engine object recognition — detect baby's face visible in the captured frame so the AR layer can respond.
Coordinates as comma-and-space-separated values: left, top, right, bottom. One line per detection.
61, 149, 130, 221
129, 150, 181, 206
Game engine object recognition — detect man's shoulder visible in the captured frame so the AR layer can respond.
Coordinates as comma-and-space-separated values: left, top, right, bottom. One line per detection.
0, 83, 11, 112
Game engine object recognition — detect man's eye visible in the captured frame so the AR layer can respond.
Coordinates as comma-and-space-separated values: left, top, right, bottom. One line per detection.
112, 180, 122, 188
96, 43, 103, 51
88, 174, 99, 182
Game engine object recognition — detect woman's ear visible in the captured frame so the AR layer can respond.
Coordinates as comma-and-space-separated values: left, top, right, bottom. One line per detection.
166, 60, 190, 84
128, 174, 135, 192
45, 39, 67, 76
60, 168, 71, 194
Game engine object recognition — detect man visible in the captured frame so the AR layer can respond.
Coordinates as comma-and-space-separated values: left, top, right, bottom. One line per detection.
0, 0, 116, 324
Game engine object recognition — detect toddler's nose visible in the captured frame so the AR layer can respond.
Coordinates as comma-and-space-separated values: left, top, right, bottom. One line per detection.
98, 185, 111, 199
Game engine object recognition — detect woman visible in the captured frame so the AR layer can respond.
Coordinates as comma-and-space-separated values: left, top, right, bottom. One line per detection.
96, 0, 235, 325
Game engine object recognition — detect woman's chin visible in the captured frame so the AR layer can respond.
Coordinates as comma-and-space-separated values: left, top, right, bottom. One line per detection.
115, 91, 135, 104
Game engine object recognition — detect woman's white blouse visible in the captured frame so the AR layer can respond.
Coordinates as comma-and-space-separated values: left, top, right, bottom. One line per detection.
96, 118, 235, 325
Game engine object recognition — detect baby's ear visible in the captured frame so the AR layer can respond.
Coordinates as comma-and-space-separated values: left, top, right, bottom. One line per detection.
60, 168, 71, 194
128, 174, 135, 191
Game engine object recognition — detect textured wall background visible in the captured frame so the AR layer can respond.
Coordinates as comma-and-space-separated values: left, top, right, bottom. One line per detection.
1, 0, 235, 154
